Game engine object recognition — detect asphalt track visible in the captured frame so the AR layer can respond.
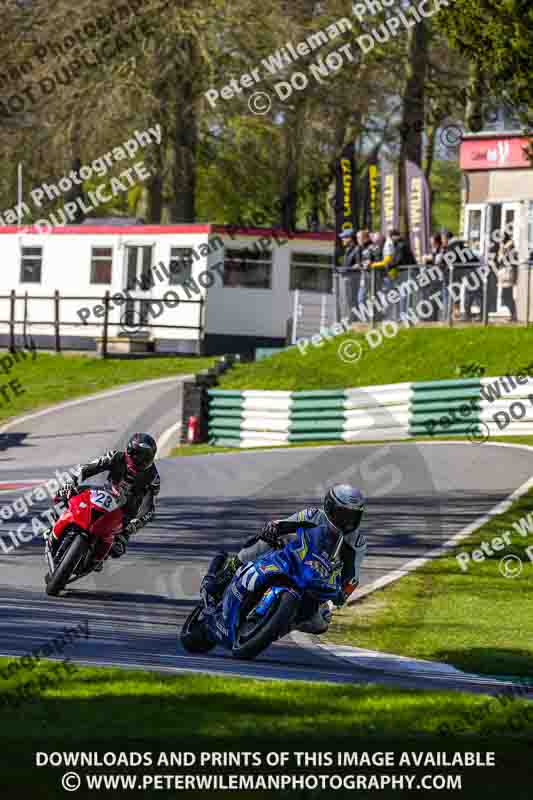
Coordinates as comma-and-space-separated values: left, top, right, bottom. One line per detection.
1, 377, 533, 694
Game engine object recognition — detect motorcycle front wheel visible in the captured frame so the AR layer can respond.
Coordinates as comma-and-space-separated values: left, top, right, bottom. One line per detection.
45, 534, 88, 597
232, 590, 298, 661
180, 604, 216, 654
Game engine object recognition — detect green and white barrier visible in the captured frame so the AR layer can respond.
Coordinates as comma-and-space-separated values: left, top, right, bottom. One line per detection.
408, 378, 482, 438
479, 376, 533, 436
208, 384, 411, 447
209, 375, 533, 447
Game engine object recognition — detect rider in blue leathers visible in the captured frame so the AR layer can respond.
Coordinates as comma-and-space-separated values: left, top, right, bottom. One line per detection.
201, 485, 367, 635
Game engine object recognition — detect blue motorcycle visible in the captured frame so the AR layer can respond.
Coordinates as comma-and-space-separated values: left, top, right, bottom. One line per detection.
180, 521, 344, 660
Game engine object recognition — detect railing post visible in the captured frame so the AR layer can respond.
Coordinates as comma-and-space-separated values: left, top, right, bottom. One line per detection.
54, 290, 61, 352
526, 260, 531, 327
198, 296, 206, 356
9, 290, 15, 353
482, 263, 489, 326
370, 268, 376, 329
23, 290, 28, 350
101, 291, 110, 359
291, 289, 299, 344
448, 265, 454, 327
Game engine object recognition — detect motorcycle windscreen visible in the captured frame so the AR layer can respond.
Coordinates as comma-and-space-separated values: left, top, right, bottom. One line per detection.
288, 528, 342, 598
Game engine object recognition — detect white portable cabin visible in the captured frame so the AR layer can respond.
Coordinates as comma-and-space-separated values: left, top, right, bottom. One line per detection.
0, 223, 336, 355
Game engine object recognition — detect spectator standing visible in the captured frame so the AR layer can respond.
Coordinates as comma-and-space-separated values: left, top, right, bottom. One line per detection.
441, 231, 484, 321
336, 229, 359, 322
421, 233, 444, 321
498, 232, 519, 322
371, 232, 384, 260
357, 229, 374, 310
437, 230, 454, 320
370, 228, 397, 319
371, 229, 414, 320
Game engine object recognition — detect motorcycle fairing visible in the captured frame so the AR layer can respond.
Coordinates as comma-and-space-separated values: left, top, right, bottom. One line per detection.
209, 525, 343, 648
53, 488, 124, 540
53, 489, 93, 536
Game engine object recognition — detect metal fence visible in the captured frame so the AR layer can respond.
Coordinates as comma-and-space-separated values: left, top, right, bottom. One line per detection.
0, 290, 205, 357
336, 261, 533, 328
290, 289, 337, 344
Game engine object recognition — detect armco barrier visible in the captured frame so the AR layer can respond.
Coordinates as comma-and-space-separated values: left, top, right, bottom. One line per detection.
479, 376, 533, 436
408, 378, 482, 438
208, 384, 410, 447
208, 376, 533, 447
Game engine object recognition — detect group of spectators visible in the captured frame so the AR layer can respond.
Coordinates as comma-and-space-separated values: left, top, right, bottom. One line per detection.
337, 227, 414, 320
337, 226, 520, 324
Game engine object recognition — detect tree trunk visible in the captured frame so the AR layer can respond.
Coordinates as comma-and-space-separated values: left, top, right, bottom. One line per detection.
64, 113, 86, 222
279, 103, 306, 232
160, 38, 198, 223
399, 20, 430, 234
465, 61, 484, 132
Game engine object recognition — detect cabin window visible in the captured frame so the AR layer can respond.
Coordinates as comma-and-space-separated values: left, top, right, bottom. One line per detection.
223, 248, 272, 289
290, 252, 333, 293
90, 247, 113, 284
169, 248, 193, 285
20, 246, 43, 283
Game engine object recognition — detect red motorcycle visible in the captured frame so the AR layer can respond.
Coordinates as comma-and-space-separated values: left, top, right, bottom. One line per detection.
44, 484, 125, 597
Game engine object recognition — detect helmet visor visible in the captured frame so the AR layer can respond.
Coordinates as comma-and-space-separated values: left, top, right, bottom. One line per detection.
129, 448, 154, 469
328, 504, 363, 534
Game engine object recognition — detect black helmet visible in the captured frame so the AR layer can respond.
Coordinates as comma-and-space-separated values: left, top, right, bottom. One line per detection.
323, 484, 366, 535
125, 432, 157, 472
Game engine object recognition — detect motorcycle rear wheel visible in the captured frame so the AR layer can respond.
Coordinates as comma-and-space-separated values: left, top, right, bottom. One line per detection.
45, 535, 89, 597
232, 590, 298, 661
180, 604, 216, 654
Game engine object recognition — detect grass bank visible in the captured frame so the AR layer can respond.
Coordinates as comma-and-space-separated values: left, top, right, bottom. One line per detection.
219, 327, 533, 390
328, 488, 533, 679
0, 353, 214, 423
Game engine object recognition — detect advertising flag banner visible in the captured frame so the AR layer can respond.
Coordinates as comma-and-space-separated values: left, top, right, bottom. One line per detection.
361, 154, 379, 231
335, 142, 357, 265
405, 160, 431, 264
380, 157, 399, 235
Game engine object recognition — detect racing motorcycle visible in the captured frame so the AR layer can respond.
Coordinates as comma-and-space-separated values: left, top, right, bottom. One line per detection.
44, 484, 126, 597
180, 520, 344, 660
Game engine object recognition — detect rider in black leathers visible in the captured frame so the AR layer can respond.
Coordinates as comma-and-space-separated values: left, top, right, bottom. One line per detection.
50, 433, 160, 566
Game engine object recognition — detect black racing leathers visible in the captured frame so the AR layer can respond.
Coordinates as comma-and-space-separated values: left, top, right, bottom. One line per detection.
78, 450, 160, 529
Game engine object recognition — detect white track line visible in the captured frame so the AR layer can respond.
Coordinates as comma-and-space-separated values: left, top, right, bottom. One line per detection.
156, 422, 183, 458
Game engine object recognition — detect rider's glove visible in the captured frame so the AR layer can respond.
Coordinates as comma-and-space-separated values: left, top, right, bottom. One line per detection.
125, 519, 141, 536
260, 520, 281, 547
110, 533, 129, 559
59, 478, 78, 500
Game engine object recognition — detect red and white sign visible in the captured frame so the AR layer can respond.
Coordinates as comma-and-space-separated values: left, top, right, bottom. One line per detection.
460, 137, 531, 170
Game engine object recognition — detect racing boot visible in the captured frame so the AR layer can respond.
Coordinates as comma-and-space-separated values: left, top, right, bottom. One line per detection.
201, 552, 242, 606
296, 603, 332, 635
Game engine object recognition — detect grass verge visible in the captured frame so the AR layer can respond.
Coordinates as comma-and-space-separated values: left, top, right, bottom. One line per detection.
328, 488, 533, 678
0, 353, 213, 423
1, 662, 533, 797
219, 327, 533, 390
169, 435, 533, 457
